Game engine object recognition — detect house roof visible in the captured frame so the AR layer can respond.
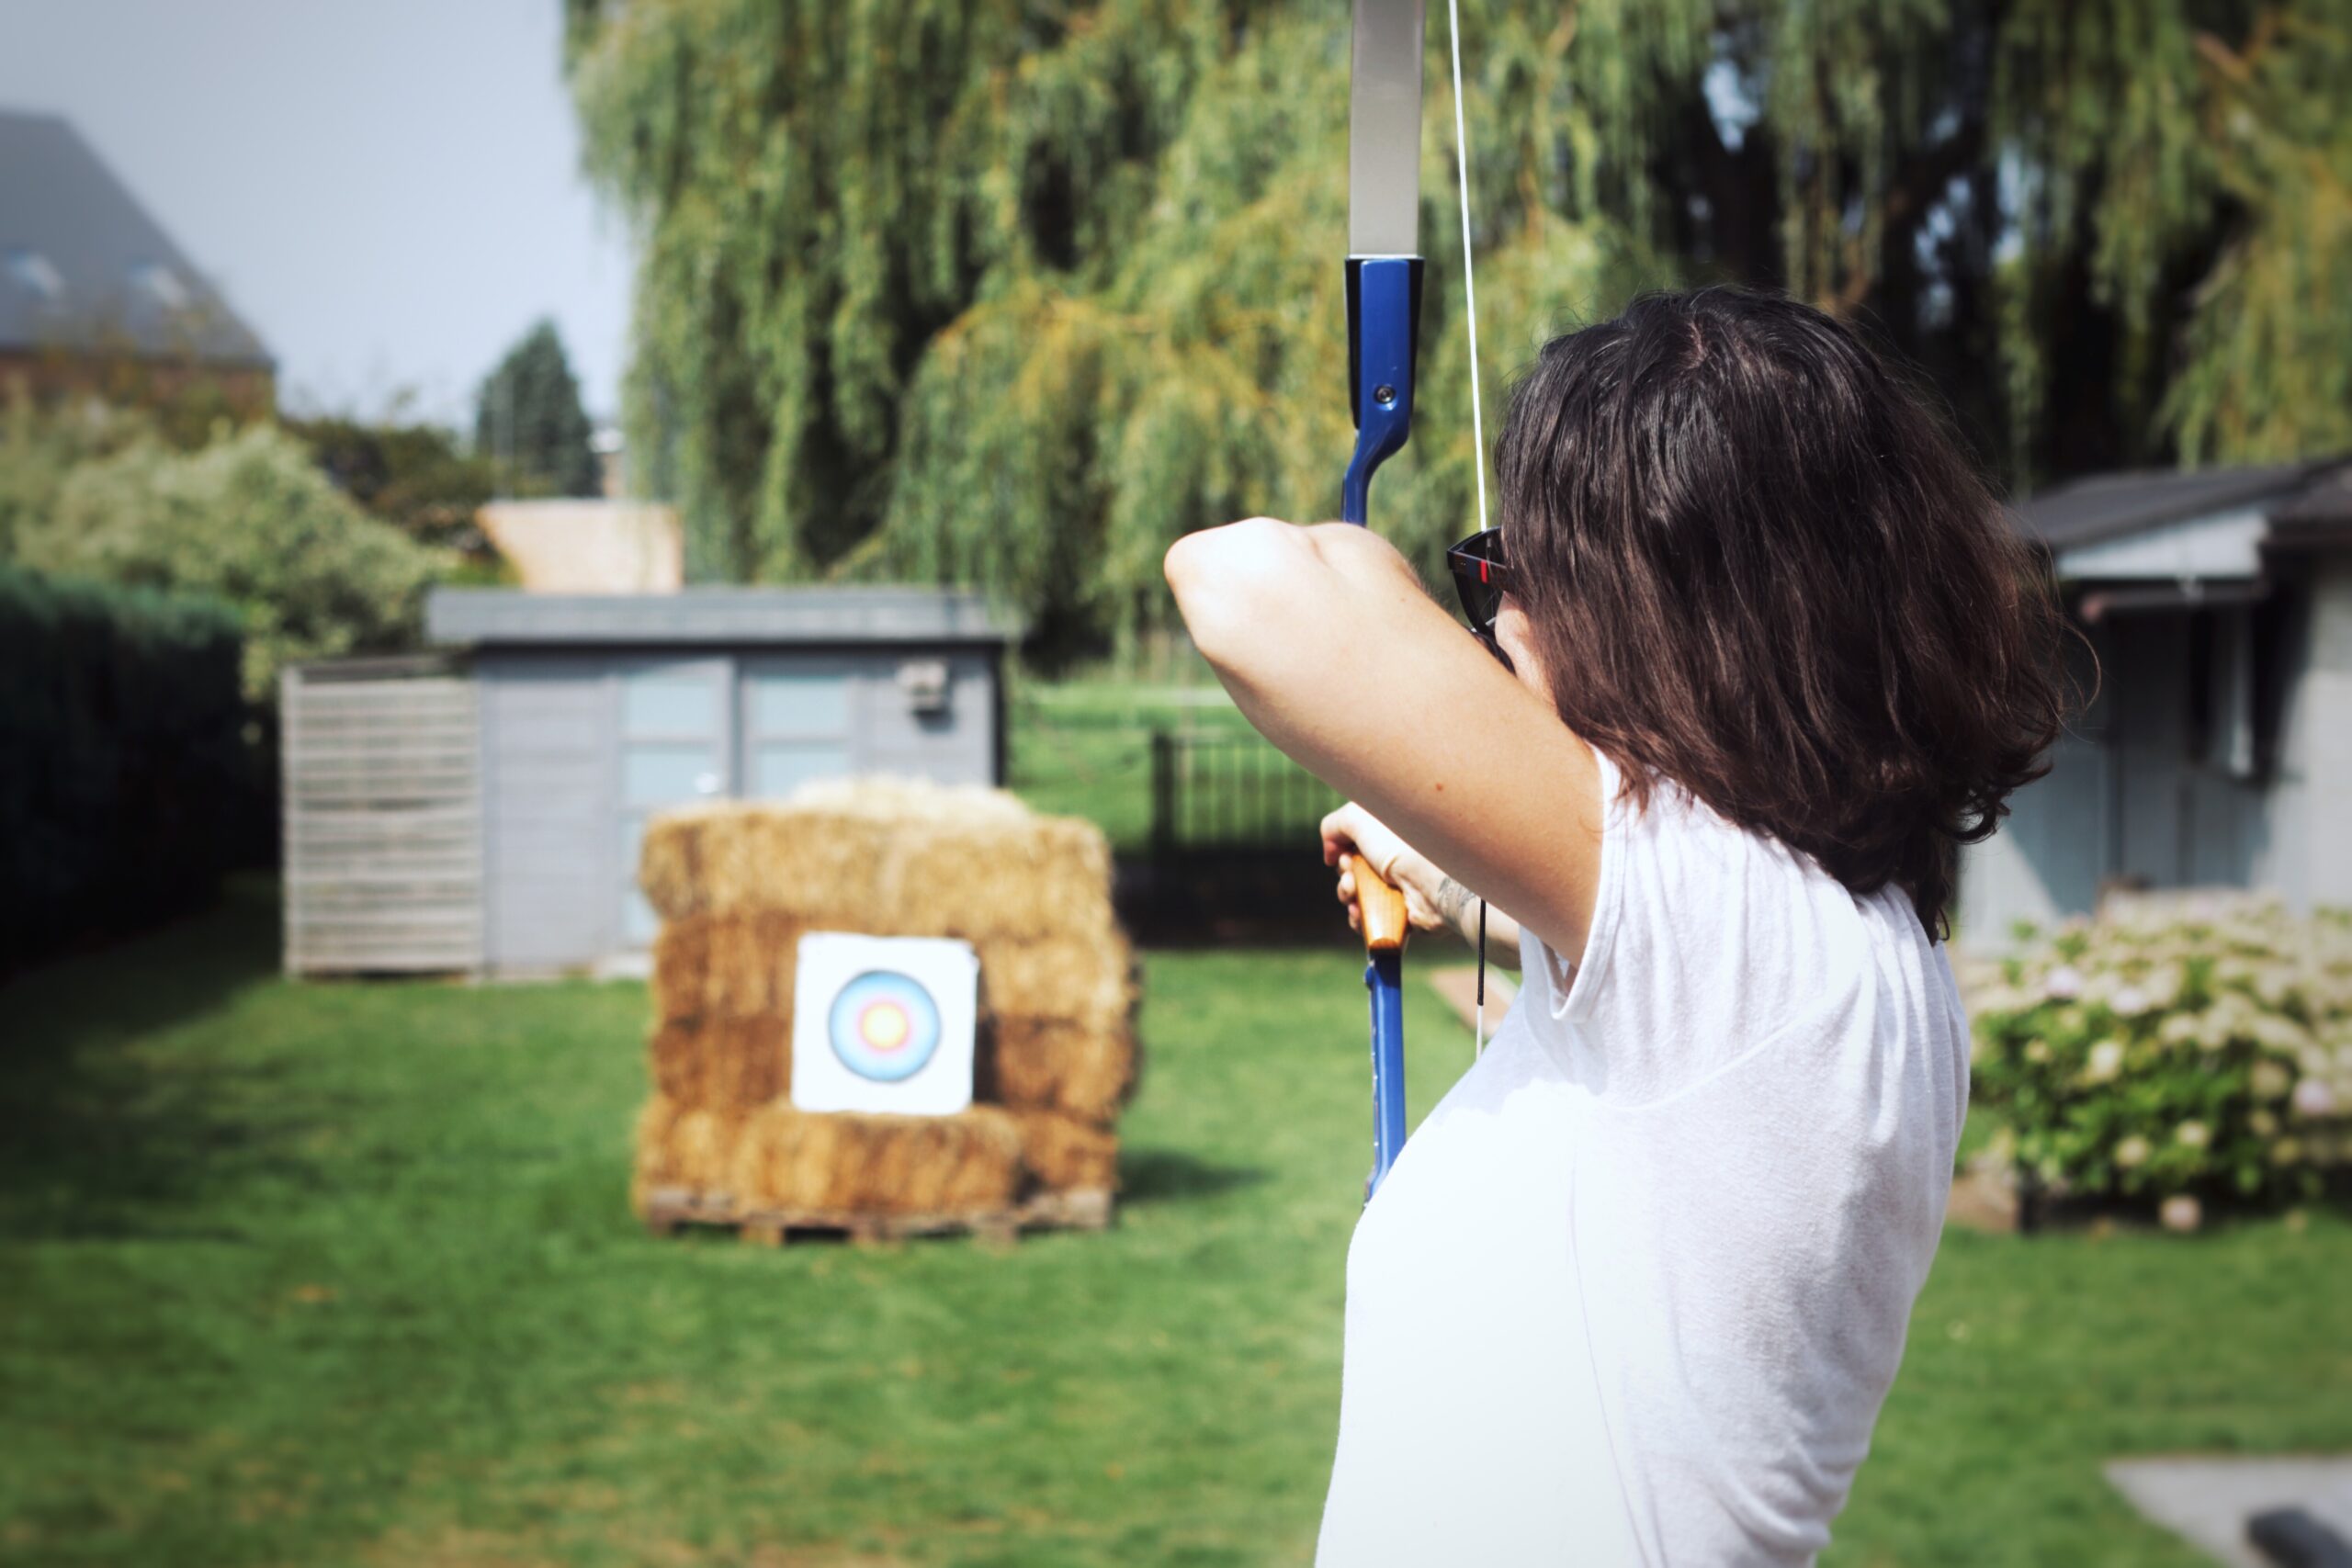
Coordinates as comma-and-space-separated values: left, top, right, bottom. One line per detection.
424, 587, 1020, 649
2273, 463, 2352, 530
0, 108, 271, 367
2010, 460, 2334, 553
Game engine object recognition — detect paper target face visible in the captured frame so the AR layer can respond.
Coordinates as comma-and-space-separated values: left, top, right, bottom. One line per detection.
790, 933, 977, 1115
828, 971, 943, 1082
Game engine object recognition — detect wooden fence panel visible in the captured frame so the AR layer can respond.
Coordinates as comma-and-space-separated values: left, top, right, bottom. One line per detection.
282, 667, 482, 974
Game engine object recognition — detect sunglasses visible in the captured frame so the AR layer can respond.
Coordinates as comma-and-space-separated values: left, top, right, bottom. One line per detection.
1446, 527, 1508, 654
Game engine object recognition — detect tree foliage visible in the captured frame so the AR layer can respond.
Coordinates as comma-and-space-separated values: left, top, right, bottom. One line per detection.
0, 389, 153, 559
567, 0, 2351, 659
475, 319, 602, 499
287, 413, 499, 556
15, 425, 440, 704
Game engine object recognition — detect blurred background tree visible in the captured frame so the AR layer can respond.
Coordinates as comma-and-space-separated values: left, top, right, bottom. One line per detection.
565, 0, 2350, 663
474, 318, 601, 499
286, 412, 499, 557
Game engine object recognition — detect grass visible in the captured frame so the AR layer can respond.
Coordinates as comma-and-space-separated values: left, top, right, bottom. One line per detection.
3, 883, 2348, 1566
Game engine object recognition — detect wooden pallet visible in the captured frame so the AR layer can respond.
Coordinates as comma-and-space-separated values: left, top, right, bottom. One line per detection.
640, 1186, 1114, 1247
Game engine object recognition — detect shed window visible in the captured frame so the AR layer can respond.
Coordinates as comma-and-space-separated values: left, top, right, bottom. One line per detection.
623, 676, 718, 738
743, 669, 853, 798
752, 673, 850, 734
624, 747, 720, 807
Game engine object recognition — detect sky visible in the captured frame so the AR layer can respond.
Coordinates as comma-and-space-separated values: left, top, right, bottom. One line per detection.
0, 0, 633, 427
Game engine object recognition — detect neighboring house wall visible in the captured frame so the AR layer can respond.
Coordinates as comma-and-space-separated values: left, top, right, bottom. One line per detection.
0, 347, 274, 417
2285, 556, 2352, 911
476, 500, 684, 593
1962, 697, 2111, 937
1962, 547, 2352, 936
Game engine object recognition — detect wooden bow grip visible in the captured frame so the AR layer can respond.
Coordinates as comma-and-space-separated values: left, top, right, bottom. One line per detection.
1345, 853, 1410, 954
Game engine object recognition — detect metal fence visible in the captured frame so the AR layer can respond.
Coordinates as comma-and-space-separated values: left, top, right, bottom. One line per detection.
1149, 729, 1340, 859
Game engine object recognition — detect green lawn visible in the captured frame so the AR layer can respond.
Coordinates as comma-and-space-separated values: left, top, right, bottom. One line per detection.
3, 884, 2347, 1566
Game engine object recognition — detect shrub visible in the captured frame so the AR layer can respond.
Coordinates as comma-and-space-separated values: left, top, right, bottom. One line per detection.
0, 566, 245, 966
0, 390, 151, 558
283, 413, 497, 555
1970, 895, 2352, 1210
14, 423, 441, 705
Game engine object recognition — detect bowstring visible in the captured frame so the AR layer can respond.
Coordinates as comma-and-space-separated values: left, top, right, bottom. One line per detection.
1444, 0, 1491, 1060
1444, 0, 1487, 545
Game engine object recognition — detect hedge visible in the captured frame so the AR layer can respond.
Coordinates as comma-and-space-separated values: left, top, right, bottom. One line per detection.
0, 565, 245, 967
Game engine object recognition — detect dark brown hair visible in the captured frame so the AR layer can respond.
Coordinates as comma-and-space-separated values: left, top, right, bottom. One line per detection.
1495, 288, 2066, 938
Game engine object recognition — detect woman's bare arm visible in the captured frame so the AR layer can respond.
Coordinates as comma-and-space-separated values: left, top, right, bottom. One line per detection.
1165, 518, 1601, 964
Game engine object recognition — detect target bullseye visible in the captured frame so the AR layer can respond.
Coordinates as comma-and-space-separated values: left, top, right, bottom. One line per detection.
859, 1000, 911, 1051
828, 970, 943, 1082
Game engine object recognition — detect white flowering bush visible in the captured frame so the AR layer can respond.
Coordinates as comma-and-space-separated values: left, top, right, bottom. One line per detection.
1969, 895, 2352, 1209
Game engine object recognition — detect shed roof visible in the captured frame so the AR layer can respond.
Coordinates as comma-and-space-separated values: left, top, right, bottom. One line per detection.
425, 587, 1019, 649
2010, 460, 2332, 553
0, 109, 271, 367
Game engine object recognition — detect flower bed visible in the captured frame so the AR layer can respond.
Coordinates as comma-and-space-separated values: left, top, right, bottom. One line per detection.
1968, 894, 2352, 1213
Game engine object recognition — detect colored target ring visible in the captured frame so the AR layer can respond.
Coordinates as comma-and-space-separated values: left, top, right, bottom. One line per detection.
827, 970, 944, 1083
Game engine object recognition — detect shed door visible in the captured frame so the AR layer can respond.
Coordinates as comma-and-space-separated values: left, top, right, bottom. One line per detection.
618, 659, 733, 945
739, 660, 856, 797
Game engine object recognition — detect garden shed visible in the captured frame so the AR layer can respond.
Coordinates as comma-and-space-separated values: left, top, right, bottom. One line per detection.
281, 588, 1016, 977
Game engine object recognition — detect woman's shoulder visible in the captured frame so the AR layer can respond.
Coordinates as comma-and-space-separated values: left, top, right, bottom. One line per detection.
1607, 762, 1860, 935
1524, 754, 1909, 1104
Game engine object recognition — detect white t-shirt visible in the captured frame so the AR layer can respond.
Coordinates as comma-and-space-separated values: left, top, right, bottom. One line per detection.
1317, 751, 1968, 1566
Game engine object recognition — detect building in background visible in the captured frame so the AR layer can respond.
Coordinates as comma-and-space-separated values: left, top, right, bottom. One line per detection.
1962, 457, 2352, 938
0, 108, 273, 413
280, 588, 1017, 978
591, 422, 627, 498
476, 499, 683, 592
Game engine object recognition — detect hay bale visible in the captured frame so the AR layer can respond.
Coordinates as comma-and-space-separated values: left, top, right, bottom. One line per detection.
637, 777, 1136, 1227
974, 928, 1137, 1030
650, 913, 806, 1023
653, 919, 1140, 1120
634, 1097, 1027, 1217
877, 816, 1116, 942
726, 1104, 1026, 1215
982, 1015, 1138, 1124
638, 777, 1118, 943
639, 805, 897, 927
630, 1094, 750, 1210
648, 1015, 789, 1113
1013, 1111, 1121, 1193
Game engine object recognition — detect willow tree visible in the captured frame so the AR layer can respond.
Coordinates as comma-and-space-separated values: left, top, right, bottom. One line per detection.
566, 0, 2350, 658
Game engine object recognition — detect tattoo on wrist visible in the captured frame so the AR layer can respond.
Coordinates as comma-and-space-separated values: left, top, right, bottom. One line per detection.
1434, 876, 1475, 927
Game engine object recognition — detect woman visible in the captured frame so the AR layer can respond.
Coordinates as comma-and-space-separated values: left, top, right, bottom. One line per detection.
1164, 288, 2065, 1565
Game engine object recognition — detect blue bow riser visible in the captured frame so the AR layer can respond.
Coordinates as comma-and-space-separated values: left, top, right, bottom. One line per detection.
1341, 255, 1424, 526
